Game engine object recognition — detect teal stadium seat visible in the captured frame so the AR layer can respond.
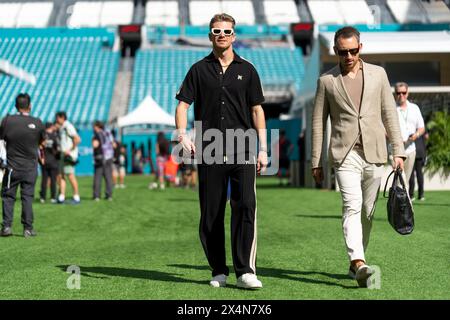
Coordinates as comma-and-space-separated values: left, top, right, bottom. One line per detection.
0, 31, 119, 126
128, 47, 305, 123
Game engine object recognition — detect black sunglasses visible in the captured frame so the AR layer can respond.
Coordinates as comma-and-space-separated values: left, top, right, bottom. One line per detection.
336, 47, 360, 57
396, 91, 408, 95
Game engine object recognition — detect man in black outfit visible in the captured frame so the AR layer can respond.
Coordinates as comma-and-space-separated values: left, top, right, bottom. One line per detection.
409, 132, 428, 201
39, 122, 60, 203
0, 93, 45, 237
175, 14, 267, 289
92, 121, 114, 201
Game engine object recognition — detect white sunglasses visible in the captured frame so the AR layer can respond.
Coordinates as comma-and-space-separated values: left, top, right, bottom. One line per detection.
211, 28, 234, 36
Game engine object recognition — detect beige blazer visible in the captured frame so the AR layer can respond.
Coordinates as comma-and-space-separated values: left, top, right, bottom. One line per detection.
311, 61, 405, 168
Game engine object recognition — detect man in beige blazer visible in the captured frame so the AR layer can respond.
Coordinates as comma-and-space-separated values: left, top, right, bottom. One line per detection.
311, 26, 405, 287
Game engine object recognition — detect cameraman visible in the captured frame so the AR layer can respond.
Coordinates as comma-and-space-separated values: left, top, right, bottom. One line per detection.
92, 121, 114, 201
55, 111, 81, 204
0, 93, 45, 237
39, 122, 59, 203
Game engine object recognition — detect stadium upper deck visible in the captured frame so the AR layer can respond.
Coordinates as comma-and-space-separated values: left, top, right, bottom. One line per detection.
1, 0, 449, 28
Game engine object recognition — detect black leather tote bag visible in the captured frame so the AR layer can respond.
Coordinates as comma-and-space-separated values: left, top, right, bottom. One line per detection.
383, 168, 415, 235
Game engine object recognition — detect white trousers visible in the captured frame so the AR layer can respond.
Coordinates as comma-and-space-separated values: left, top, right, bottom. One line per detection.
335, 149, 384, 262
403, 150, 416, 186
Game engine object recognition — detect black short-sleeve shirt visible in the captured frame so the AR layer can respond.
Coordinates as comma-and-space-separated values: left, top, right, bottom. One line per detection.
0, 113, 46, 171
176, 51, 264, 130
43, 130, 59, 168
176, 51, 265, 157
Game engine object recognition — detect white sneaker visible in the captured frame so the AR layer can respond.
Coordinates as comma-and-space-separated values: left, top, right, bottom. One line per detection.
236, 273, 262, 289
148, 182, 157, 189
57, 194, 65, 203
209, 274, 227, 288
355, 264, 374, 288
120, 184, 126, 189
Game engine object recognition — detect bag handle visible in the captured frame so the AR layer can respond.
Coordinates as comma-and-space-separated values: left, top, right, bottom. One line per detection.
383, 169, 395, 198
395, 168, 407, 191
383, 167, 404, 198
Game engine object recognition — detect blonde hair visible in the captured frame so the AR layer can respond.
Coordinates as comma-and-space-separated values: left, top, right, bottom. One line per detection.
209, 13, 236, 29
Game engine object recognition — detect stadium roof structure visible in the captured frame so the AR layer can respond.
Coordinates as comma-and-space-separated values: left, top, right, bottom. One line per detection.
320, 31, 450, 55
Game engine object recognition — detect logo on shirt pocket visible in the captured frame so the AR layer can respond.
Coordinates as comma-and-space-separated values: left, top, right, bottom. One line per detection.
28, 123, 36, 129
237, 75, 243, 80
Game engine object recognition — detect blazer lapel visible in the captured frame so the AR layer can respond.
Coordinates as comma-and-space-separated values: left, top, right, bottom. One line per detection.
359, 61, 370, 115
331, 66, 358, 115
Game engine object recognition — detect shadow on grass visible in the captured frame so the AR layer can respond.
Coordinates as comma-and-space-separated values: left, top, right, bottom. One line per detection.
167, 198, 198, 202
254, 184, 299, 190
56, 265, 205, 285
412, 202, 450, 207
295, 214, 385, 222
168, 264, 357, 289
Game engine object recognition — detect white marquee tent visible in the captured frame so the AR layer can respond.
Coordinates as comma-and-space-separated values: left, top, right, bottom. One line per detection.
117, 95, 175, 128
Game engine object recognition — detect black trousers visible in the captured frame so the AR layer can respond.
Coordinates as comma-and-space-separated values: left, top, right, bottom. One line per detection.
409, 158, 425, 199
39, 165, 58, 200
198, 162, 257, 278
93, 159, 113, 199
2, 168, 38, 230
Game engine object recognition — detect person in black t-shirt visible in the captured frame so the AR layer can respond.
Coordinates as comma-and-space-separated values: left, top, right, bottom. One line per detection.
175, 14, 267, 289
39, 122, 60, 203
276, 129, 293, 186
409, 131, 429, 201
92, 121, 114, 201
0, 93, 45, 237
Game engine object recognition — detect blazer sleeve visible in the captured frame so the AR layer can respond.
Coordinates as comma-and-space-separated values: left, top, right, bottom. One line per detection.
311, 77, 330, 169
379, 68, 405, 159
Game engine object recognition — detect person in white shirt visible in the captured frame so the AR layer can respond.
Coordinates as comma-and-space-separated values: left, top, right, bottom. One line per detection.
55, 111, 81, 204
394, 82, 425, 183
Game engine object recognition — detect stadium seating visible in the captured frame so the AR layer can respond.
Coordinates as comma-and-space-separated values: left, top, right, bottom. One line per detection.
68, 2, 103, 27
263, 0, 300, 25
0, 3, 21, 28
128, 47, 305, 121
421, 0, 450, 23
308, 0, 375, 25
68, 1, 133, 28
338, 0, 375, 25
101, 1, 134, 26
145, 1, 180, 26
189, 0, 255, 26
0, 29, 119, 125
221, 1, 255, 25
0, 2, 53, 28
307, 0, 345, 25
189, 1, 222, 26
387, 0, 427, 23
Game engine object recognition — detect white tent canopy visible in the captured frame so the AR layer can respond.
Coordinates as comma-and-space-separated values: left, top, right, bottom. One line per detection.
118, 96, 175, 127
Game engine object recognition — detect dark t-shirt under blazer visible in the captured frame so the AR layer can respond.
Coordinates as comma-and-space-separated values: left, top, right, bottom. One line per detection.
0, 113, 45, 171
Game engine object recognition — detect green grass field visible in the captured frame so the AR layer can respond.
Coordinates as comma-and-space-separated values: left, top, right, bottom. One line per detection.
0, 175, 449, 300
